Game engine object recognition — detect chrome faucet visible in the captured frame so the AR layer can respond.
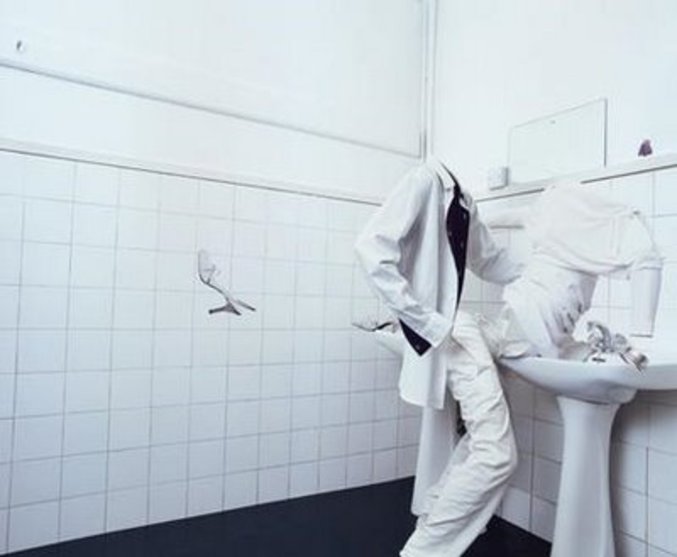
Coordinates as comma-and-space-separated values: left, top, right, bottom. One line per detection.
585, 320, 648, 371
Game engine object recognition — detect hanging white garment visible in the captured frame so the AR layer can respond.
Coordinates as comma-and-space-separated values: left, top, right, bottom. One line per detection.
502, 182, 662, 357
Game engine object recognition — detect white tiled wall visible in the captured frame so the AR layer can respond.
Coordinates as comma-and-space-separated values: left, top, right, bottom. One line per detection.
469, 167, 677, 557
0, 149, 420, 554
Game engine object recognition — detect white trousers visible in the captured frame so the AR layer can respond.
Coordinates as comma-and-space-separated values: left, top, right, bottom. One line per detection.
400, 311, 518, 557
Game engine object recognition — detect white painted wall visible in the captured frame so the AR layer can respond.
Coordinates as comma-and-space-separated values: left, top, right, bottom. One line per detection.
0, 0, 425, 198
432, 0, 677, 190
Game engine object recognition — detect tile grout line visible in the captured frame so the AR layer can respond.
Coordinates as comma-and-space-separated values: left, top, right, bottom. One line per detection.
4, 155, 27, 554
101, 164, 122, 534
55, 160, 77, 542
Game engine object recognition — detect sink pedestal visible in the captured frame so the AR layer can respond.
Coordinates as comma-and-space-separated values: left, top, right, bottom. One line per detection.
552, 396, 624, 557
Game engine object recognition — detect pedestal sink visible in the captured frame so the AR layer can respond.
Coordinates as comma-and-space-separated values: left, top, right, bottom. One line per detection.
499, 348, 677, 557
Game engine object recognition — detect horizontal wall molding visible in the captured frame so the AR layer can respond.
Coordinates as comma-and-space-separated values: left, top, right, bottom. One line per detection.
476, 153, 677, 203
0, 137, 384, 206
0, 20, 421, 158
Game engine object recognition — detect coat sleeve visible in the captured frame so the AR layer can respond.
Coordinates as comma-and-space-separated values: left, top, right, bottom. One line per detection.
465, 194, 525, 285
354, 166, 454, 354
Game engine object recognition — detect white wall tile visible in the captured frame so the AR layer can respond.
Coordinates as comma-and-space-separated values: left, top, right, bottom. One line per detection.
110, 370, 151, 410
72, 204, 117, 247
189, 440, 224, 479
290, 462, 318, 497
70, 246, 115, 288
119, 170, 159, 210
260, 398, 291, 433
227, 366, 261, 401
67, 330, 111, 371
373, 449, 397, 483
13, 415, 62, 460
61, 453, 107, 497
190, 368, 227, 404
109, 409, 150, 450
0, 376, 14, 419
259, 432, 290, 468
612, 486, 647, 539
233, 187, 266, 222
0, 286, 19, 328
612, 442, 648, 494
160, 175, 198, 214
258, 466, 289, 503
260, 365, 293, 401
116, 250, 157, 290
8, 500, 60, 553
63, 412, 108, 455
24, 198, 73, 243
648, 498, 677, 553
0, 241, 21, 285
501, 487, 531, 531
615, 532, 647, 557
150, 444, 188, 484
650, 405, 677, 455
0, 151, 24, 195
59, 493, 105, 542
196, 218, 233, 254
117, 209, 157, 249
199, 182, 234, 219
0, 197, 22, 241
230, 257, 265, 294
106, 487, 148, 532
152, 368, 190, 407
74, 162, 119, 206
531, 496, 556, 543
108, 448, 149, 490
187, 476, 223, 516
225, 437, 258, 473
112, 331, 153, 369
290, 429, 319, 463
347, 453, 373, 488
11, 458, 61, 506
158, 213, 196, 252
654, 168, 677, 216
319, 458, 346, 492
223, 470, 256, 510
15, 373, 64, 416
151, 406, 189, 445
226, 401, 260, 437
648, 450, 677, 504
534, 421, 563, 462
266, 191, 298, 226
189, 403, 226, 441
0, 420, 12, 463
69, 289, 113, 329
23, 157, 73, 201
292, 396, 320, 429
153, 331, 192, 368
22, 243, 70, 286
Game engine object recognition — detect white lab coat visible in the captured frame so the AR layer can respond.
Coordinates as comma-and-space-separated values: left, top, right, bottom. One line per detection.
354, 158, 523, 516
354, 157, 523, 410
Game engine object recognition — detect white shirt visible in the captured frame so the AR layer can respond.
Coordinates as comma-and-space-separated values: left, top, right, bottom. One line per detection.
354, 157, 523, 409
501, 182, 663, 356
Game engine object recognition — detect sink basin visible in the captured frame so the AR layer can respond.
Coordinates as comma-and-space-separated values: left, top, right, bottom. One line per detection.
500, 345, 677, 557
499, 348, 677, 404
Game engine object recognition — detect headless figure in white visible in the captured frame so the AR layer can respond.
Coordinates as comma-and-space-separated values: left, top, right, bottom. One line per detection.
402, 182, 662, 557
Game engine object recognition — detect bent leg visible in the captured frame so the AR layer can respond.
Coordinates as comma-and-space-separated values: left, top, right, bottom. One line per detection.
401, 313, 517, 557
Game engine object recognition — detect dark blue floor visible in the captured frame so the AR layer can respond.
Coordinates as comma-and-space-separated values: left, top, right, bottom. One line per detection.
8, 479, 550, 557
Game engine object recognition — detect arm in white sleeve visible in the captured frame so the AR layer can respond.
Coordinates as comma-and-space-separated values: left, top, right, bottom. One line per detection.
354, 167, 453, 352
630, 266, 662, 337
465, 198, 525, 285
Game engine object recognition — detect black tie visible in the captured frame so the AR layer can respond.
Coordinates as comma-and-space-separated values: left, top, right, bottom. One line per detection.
446, 178, 470, 305
398, 167, 470, 357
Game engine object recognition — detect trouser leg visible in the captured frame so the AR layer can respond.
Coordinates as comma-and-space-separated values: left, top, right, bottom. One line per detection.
401, 312, 517, 557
